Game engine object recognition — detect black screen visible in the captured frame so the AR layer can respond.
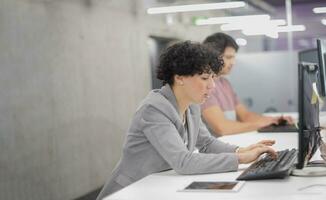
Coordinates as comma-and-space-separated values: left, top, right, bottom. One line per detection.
317, 39, 326, 97
185, 181, 237, 190
297, 62, 321, 169
298, 39, 326, 97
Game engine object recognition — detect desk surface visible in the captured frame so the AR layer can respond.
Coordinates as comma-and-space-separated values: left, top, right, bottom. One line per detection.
104, 131, 326, 200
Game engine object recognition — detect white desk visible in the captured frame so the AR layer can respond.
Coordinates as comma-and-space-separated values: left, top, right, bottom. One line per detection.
105, 131, 326, 200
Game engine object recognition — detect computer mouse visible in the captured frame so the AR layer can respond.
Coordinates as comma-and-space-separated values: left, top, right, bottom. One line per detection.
278, 118, 288, 126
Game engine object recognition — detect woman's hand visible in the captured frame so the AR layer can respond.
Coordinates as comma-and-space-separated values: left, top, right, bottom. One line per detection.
236, 140, 277, 164
237, 140, 275, 153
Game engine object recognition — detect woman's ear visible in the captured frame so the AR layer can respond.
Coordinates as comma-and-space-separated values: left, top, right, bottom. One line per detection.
174, 75, 184, 86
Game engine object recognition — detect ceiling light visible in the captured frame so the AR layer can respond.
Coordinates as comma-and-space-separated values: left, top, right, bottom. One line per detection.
235, 38, 247, 46
322, 19, 326, 26
195, 14, 270, 25
266, 32, 279, 39
220, 19, 286, 31
276, 25, 306, 32
241, 24, 305, 38
313, 7, 326, 14
242, 28, 279, 39
147, 1, 246, 14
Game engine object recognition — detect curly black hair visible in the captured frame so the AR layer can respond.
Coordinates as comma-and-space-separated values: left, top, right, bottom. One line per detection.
156, 41, 223, 85
203, 32, 239, 53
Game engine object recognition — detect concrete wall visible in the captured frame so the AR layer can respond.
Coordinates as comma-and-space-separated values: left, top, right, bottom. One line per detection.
0, 0, 150, 199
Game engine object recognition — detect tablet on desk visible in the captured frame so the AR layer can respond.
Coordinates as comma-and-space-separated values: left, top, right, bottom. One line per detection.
180, 181, 245, 192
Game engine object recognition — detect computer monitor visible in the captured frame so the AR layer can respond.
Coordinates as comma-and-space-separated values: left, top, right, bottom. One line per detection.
299, 49, 318, 63
296, 62, 321, 169
294, 39, 326, 174
317, 39, 326, 97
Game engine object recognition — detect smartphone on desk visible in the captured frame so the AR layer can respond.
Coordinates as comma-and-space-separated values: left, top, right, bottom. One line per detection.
179, 181, 245, 192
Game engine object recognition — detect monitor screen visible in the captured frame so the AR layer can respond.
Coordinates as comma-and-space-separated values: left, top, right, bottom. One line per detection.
297, 62, 321, 169
317, 39, 326, 97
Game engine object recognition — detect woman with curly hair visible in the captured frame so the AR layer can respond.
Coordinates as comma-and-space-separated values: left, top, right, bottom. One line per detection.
97, 41, 277, 200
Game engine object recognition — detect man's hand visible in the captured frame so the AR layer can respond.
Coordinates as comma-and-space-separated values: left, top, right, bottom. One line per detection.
276, 115, 295, 125
254, 117, 279, 129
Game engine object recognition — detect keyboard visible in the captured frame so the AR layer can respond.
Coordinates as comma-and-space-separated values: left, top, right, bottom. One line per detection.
236, 148, 297, 180
258, 124, 297, 133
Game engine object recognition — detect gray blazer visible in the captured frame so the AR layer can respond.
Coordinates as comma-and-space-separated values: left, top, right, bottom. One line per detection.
97, 85, 239, 200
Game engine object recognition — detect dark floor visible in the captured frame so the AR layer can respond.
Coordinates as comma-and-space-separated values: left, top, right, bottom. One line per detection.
74, 187, 101, 200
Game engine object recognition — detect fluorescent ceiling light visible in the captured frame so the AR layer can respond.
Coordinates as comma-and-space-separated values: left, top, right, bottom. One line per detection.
235, 38, 247, 46
276, 25, 306, 32
147, 1, 246, 14
220, 23, 243, 31
221, 19, 286, 39
313, 7, 326, 14
242, 28, 279, 39
266, 32, 279, 39
241, 24, 305, 38
221, 19, 286, 31
195, 14, 270, 25
322, 19, 326, 26
270, 19, 287, 25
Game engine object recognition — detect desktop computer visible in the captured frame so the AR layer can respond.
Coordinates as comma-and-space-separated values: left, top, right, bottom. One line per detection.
292, 62, 323, 174
292, 39, 326, 176
237, 39, 326, 180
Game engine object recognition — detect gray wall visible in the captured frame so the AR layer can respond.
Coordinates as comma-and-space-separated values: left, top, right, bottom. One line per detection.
0, 0, 150, 199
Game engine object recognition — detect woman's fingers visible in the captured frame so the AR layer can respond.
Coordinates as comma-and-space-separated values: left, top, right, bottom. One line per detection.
245, 140, 275, 151
258, 146, 278, 159
258, 139, 275, 146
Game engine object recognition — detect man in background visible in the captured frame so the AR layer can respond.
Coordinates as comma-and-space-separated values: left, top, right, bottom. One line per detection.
201, 32, 293, 136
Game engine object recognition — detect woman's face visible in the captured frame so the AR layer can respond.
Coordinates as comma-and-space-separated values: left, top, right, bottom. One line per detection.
219, 46, 236, 75
182, 73, 216, 104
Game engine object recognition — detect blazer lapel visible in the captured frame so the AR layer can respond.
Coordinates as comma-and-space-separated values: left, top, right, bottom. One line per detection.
159, 85, 187, 143
185, 108, 197, 151
159, 85, 179, 114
